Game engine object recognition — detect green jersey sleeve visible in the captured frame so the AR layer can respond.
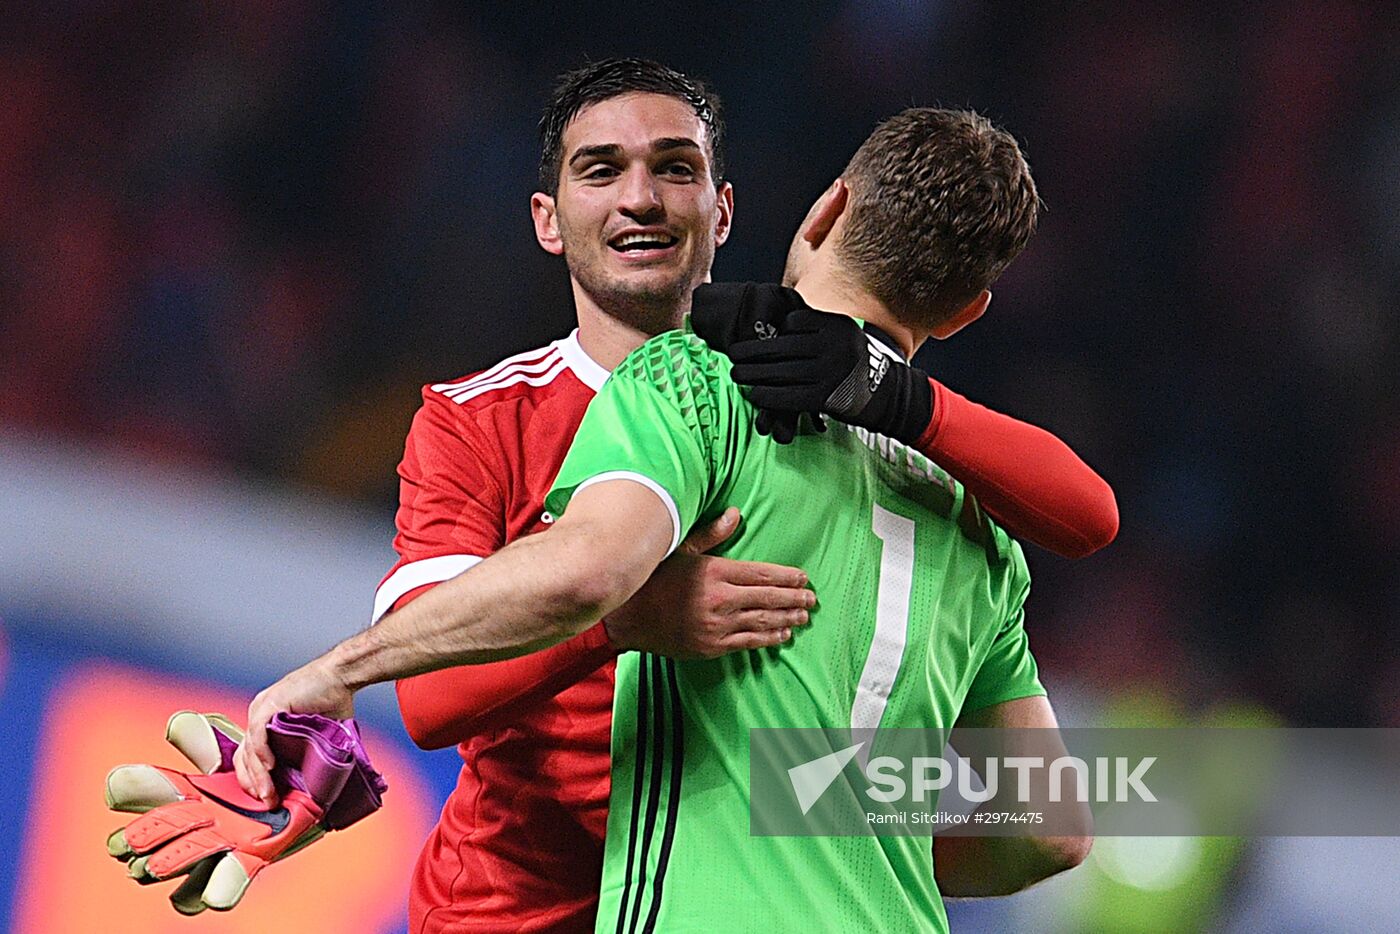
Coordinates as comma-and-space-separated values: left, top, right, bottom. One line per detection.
960, 541, 1046, 713
546, 331, 731, 554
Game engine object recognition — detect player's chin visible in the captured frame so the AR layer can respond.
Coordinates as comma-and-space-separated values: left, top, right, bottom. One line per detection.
605, 262, 693, 296
599, 272, 696, 325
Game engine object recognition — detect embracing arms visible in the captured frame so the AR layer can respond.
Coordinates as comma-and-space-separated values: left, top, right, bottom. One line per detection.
235, 479, 742, 800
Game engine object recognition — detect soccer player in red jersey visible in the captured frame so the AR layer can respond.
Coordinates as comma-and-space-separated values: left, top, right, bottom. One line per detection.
247, 60, 1116, 932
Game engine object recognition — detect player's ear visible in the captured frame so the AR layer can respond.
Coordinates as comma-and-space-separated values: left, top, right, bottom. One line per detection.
801, 179, 849, 250
713, 180, 734, 247
531, 192, 564, 256
931, 290, 991, 340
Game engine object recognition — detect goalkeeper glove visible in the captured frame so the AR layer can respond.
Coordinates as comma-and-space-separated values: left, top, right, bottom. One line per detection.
105, 710, 386, 914
691, 282, 933, 445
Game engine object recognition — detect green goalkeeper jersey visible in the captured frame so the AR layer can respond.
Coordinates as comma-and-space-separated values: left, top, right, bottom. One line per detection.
546, 327, 1044, 934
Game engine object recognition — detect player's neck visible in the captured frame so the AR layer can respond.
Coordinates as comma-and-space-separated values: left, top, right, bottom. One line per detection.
790, 269, 925, 361
572, 289, 671, 372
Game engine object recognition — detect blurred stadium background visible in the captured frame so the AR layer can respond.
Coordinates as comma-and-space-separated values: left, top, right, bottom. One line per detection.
2, 2, 1398, 931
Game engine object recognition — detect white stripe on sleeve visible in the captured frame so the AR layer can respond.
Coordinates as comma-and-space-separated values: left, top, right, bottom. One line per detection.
371, 553, 484, 624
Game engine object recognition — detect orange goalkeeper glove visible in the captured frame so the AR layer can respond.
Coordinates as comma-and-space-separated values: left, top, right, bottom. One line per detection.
104, 711, 323, 914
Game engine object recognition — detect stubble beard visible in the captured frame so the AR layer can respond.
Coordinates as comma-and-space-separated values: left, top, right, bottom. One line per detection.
564, 238, 714, 338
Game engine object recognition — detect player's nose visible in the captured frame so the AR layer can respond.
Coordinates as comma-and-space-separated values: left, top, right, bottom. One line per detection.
616, 168, 663, 219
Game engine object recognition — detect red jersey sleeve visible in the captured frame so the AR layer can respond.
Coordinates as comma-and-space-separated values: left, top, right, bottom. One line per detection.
913, 378, 1119, 559
380, 386, 617, 749
395, 606, 618, 749
373, 387, 505, 620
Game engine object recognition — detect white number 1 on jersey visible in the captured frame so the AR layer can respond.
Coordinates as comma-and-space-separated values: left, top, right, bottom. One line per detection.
851, 503, 916, 749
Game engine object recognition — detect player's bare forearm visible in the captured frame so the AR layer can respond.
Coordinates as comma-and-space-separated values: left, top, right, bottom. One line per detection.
334, 532, 609, 687
236, 479, 674, 804
335, 485, 672, 689
394, 508, 812, 748
934, 823, 1091, 897
934, 695, 1093, 896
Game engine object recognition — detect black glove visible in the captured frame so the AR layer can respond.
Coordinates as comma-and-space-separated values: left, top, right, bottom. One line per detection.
690, 282, 819, 442
693, 283, 933, 445
690, 282, 805, 353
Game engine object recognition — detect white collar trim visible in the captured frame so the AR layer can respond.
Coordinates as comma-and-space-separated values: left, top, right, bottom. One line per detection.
556, 329, 611, 391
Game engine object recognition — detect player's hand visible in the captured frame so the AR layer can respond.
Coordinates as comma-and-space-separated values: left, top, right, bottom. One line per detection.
235, 657, 354, 806
690, 282, 805, 352
694, 282, 935, 445
604, 507, 815, 659
690, 282, 817, 444
728, 306, 934, 444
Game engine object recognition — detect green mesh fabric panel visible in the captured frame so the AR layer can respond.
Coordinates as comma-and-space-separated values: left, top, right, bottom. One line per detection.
618, 330, 725, 441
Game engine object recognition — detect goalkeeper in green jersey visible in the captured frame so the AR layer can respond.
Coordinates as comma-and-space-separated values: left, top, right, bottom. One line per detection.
241, 107, 1093, 931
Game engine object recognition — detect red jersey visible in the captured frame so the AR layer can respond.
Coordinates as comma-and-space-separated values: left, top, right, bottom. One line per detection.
374, 331, 616, 934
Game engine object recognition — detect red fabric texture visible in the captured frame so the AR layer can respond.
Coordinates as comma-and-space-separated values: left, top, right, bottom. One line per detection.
396, 617, 618, 749
915, 377, 1119, 558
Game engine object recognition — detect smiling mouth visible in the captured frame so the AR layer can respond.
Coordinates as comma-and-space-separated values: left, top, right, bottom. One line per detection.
609, 232, 679, 254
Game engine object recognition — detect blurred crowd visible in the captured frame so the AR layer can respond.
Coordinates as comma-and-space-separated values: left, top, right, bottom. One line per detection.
3, 0, 1397, 727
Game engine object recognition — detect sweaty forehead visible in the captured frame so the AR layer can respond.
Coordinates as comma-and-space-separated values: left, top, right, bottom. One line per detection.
563, 92, 709, 156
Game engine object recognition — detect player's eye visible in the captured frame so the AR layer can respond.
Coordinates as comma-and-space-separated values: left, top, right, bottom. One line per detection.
661, 162, 697, 179
582, 164, 620, 181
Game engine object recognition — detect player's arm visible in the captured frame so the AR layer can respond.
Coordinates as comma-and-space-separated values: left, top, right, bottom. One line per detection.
395, 509, 809, 748
394, 613, 618, 749
237, 477, 677, 803
933, 696, 1093, 896
383, 391, 623, 749
692, 283, 1118, 558
911, 380, 1117, 558
932, 543, 1089, 894
347, 478, 675, 677
390, 390, 808, 749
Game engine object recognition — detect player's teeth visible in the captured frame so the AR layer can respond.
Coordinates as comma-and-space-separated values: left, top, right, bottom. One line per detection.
614, 233, 674, 249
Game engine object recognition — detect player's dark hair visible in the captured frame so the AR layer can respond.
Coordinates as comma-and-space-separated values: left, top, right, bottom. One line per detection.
838, 108, 1040, 328
538, 58, 725, 196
